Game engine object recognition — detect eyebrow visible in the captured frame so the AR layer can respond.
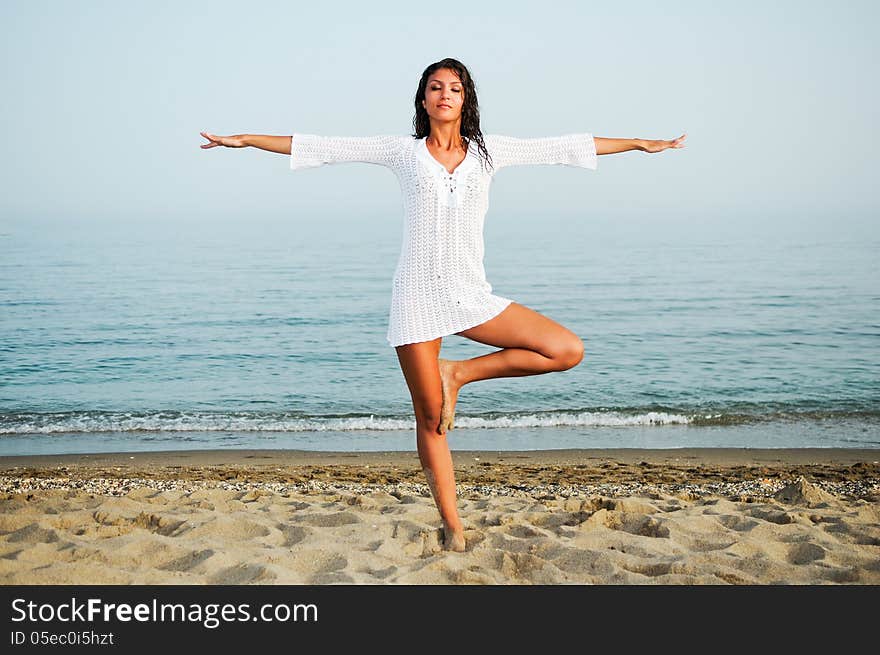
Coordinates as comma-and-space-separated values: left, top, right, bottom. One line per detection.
428, 79, 462, 85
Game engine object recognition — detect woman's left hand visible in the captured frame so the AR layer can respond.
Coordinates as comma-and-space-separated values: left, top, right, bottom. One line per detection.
640, 134, 687, 153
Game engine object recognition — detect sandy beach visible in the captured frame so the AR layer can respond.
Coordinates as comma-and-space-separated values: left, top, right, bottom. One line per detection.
1, 448, 878, 584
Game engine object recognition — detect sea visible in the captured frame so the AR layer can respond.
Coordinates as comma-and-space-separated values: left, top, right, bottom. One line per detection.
1, 210, 878, 456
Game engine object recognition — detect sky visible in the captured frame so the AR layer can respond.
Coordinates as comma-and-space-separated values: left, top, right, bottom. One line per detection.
1, 0, 877, 238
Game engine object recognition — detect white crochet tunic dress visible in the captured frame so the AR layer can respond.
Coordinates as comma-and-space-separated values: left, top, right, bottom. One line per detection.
289, 132, 598, 347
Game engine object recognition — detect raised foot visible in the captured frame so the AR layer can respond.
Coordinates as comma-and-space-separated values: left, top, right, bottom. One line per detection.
437, 358, 460, 434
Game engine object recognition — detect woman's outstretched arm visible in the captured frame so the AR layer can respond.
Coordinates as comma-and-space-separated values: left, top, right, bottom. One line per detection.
595, 133, 686, 155
200, 132, 291, 154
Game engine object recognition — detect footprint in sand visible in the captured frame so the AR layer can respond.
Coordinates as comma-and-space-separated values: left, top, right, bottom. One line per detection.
587, 510, 670, 538
208, 562, 275, 584
309, 571, 354, 584
158, 549, 215, 572
299, 512, 361, 528
503, 524, 547, 539
748, 507, 794, 525
787, 541, 826, 565
364, 565, 397, 580
6, 524, 59, 544
620, 560, 676, 578
279, 525, 308, 547
716, 514, 759, 532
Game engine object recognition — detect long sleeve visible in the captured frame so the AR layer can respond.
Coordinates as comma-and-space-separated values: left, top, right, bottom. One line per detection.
289, 134, 404, 171
484, 133, 598, 173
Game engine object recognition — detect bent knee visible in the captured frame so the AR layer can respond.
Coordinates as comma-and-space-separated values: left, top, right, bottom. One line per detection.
549, 336, 584, 371
412, 399, 443, 427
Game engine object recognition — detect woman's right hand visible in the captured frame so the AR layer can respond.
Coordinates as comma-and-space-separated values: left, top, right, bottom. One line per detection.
200, 131, 248, 149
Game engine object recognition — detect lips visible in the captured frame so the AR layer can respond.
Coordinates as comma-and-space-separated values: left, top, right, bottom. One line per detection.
438, 105, 451, 109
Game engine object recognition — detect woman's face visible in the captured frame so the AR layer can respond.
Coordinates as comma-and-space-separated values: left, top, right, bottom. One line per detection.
422, 68, 464, 124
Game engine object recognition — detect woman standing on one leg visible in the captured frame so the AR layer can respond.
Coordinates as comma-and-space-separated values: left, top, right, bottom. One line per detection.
200, 57, 685, 552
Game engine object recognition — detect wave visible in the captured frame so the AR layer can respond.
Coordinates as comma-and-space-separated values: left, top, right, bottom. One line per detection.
1, 406, 878, 436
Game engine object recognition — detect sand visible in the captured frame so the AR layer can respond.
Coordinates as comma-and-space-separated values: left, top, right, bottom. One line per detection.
0, 448, 878, 585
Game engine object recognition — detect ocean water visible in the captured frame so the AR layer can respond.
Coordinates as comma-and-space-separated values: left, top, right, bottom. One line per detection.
1, 211, 878, 455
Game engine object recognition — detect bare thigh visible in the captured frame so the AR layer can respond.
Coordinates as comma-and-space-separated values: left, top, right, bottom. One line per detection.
395, 337, 443, 424
455, 301, 584, 361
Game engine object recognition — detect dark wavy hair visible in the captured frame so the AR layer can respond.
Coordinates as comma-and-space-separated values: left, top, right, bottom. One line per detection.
412, 58, 493, 174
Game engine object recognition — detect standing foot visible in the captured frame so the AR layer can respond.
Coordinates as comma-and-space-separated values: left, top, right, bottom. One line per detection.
441, 520, 466, 552
437, 358, 461, 434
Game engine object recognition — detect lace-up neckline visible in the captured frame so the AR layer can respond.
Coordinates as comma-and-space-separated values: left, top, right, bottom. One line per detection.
419, 137, 473, 175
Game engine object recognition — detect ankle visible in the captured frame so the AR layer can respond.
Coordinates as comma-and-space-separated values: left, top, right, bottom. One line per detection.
442, 516, 463, 533
448, 360, 466, 387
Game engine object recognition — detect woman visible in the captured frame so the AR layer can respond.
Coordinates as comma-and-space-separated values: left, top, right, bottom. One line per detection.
200, 57, 685, 552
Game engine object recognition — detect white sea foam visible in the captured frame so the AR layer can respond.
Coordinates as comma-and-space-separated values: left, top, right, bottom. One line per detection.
0, 410, 693, 435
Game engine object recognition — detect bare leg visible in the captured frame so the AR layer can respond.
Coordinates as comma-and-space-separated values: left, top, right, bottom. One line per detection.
395, 338, 466, 551
439, 302, 585, 432
420, 453, 465, 552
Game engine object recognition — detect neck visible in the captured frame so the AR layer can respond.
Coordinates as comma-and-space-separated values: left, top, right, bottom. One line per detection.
427, 121, 464, 150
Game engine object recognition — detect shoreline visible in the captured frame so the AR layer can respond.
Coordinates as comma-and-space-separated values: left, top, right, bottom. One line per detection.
2, 447, 877, 500
3, 446, 879, 468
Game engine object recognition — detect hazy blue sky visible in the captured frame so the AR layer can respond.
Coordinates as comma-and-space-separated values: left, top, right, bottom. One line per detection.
1, 0, 876, 236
